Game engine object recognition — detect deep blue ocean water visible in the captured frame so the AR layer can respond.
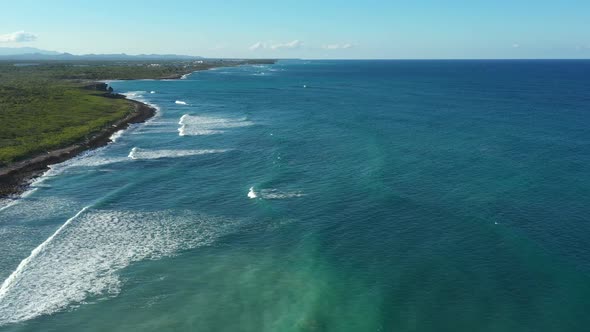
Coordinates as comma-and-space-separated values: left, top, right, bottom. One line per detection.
0, 60, 589, 331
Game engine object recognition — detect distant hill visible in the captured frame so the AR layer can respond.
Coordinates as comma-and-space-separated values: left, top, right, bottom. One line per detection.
0, 47, 62, 56
0, 48, 203, 61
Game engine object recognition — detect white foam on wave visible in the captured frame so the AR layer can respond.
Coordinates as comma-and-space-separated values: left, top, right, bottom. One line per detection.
247, 188, 304, 200
0, 188, 38, 213
0, 200, 15, 213
177, 114, 253, 136
175, 100, 188, 105
247, 187, 257, 199
118, 89, 162, 124
246, 187, 305, 200
0, 89, 163, 205
178, 125, 223, 136
121, 91, 146, 100
0, 196, 78, 223
0, 208, 239, 325
0, 187, 39, 212
178, 114, 189, 125
109, 129, 125, 142
1, 149, 130, 213
260, 189, 306, 200
150, 91, 156, 94
39, 148, 129, 180
128, 147, 229, 160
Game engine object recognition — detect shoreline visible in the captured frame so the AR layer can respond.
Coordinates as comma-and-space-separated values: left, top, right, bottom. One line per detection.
0, 91, 156, 198
0, 60, 276, 199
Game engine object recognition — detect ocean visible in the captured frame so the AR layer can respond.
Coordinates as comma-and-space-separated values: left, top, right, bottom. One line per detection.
0, 60, 589, 331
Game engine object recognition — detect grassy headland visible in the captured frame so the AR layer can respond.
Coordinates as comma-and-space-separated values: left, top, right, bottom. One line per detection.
0, 59, 273, 166
0, 59, 274, 195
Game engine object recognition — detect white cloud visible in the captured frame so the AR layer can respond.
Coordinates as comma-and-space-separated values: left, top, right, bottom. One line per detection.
322, 43, 354, 50
270, 40, 303, 50
249, 40, 303, 51
0, 31, 37, 43
249, 41, 265, 51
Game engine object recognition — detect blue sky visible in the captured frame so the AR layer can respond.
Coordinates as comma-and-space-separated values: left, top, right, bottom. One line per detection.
1, 0, 589, 59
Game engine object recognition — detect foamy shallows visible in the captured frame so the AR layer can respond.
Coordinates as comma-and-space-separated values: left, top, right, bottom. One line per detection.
175, 100, 188, 105
0, 208, 240, 325
0, 187, 43, 213
41, 149, 129, 179
177, 114, 253, 136
0, 196, 77, 222
0, 200, 13, 213
128, 147, 229, 160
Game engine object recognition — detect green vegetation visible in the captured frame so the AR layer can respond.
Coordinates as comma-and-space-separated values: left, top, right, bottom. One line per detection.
0, 59, 274, 166
0, 81, 131, 166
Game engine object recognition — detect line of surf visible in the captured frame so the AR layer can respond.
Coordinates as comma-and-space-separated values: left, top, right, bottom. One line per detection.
0, 89, 161, 213
0, 206, 90, 300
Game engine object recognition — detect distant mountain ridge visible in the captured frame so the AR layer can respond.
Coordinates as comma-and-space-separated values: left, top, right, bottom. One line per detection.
0, 47, 203, 61
0, 47, 62, 56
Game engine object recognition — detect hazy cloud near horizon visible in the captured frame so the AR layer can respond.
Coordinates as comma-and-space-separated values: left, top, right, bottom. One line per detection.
322, 43, 354, 50
0, 31, 37, 43
249, 40, 303, 51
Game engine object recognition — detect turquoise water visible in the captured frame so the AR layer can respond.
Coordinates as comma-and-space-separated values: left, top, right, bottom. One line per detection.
1, 60, 589, 331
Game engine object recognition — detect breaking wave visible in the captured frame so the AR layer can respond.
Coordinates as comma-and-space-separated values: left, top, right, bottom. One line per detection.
260, 189, 306, 199
121, 91, 146, 100
177, 114, 253, 136
0, 188, 38, 213
247, 187, 257, 199
109, 129, 125, 142
128, 147, 229, 160
247, 187, 305, 200
0, 208, 240, 325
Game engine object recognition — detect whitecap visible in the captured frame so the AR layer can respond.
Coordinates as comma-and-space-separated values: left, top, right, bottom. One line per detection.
177, 124, 223, 136
0, 188, 39, 213
175, 100, 188, 105
0, 196, 77, 221
259, 189, 306, 200
0, 188, 39, 212
109, 129, 125, 142
177, 114, 253, 136
41, 149, 129, 178
128, 147, 229, 160
247, 187, 257, 199
121, 91, 146, 99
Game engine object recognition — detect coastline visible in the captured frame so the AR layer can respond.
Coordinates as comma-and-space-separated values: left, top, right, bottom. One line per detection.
0, 60, 276, 199
0, 91, 155, 198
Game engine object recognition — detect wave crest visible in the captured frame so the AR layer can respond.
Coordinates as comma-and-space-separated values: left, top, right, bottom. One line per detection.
177, 114, 253, 136
128, 147, 229, 160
